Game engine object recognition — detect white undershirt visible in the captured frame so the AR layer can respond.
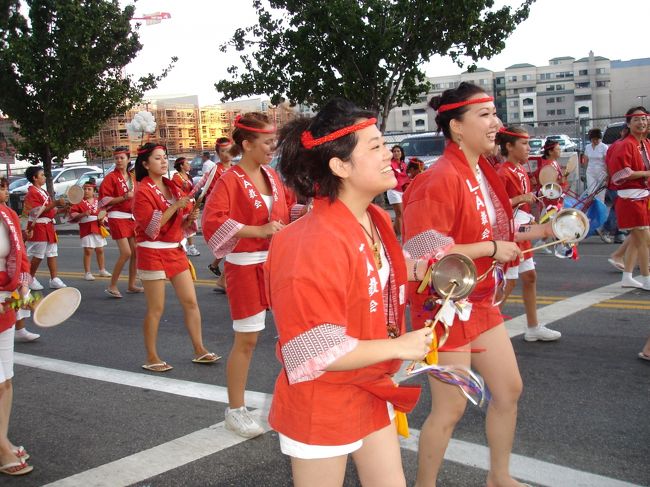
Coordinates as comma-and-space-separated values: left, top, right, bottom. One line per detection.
0, 221, 9, 272
261, 193, 273, 217
476, 167, 497, 226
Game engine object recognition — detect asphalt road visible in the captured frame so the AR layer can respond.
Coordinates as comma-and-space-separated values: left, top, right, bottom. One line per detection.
5, 233, 650, 487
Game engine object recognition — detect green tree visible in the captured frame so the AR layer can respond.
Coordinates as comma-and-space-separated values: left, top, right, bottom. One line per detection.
0, 0, 176, 194
216, 0, 534, 130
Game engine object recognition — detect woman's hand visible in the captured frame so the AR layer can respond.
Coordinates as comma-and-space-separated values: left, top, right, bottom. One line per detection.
394, 327, 435, 361
520, 192, 536, 204
187, 207, 200, 222
493, 241, 522, 263
173, 196, 191, 211
125, 191, 134, 200
258, 221, 285, 238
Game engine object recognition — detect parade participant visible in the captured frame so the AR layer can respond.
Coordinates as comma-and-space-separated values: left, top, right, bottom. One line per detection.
387, 145, 409, 237
200, 151, 215, 177
134, 143, 219, 372
69, 179, 111, 281
402, 82, 528, 487
202, 113, 300, 438
23, 166, 67, 290
99, 147, 142, 298
538, 139, 567, 209
204, 137, 235, 292
583, 128, 611, 242
0, 177, 34, 476
171, 157, 200, 257
496, 127, 561, 342
266, 98, 429, 487
607, 107, 650, 290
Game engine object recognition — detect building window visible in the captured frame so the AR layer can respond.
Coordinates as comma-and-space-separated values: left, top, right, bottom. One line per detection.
402, 121, 410, 128
575, 94, 592, 101
556, 96, 564, 103
547, 85, 555, 91
415, 119, 425, 127
596, 68, 606, 74
479, 79, 488, 86
510, 100, 519, 107
413, 108, 426, 114
578, 69, 588, 76
578, 106, 590, 114
546, 110, 556, 116
523, 111, 534, 118
402, 109, 410, 116
512, 113, 519, 119
555, 84, 564, 91
496, 77, 505, 85
523, 98, 534, 106
522, 74, 531, 81
508, 75, 518, 82
596, 81, 609, 88
547, 97, 555, 103
557, 109, 566, 115
512, 88, 519, 95
576, 82, 590, 88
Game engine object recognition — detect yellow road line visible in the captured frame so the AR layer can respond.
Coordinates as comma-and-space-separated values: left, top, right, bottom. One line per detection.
36, 271, 217, 287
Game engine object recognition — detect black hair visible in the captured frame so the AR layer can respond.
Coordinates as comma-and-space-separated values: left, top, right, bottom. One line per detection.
173, 157, 187, 172
278, 98, 375, 201
391, 145, 405, 162
587, 128, 602, 140
496, 126, 529, 157
215, 137, 231, 152
135, 143, 167, 182
0, 176, 8, 188
25, 165, 43, 183
84, 177, 96, 186
429, 82, 488, 139
231, 113, 273, 158
625, 106, 649, 126
113, 146, 130, 156
543, 139, 559, 159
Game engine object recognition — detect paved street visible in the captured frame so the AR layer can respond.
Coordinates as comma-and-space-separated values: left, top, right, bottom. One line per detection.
5, 233, 650, 487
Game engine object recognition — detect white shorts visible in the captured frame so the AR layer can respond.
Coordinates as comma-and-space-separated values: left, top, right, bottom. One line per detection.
81, 234, 107, 249
505, 258, 535, 280
278, 403, 395, 459
26, 241, 58, 259
137, 269, 167, 281
233, 310, 266, 333
0, 326, 15, 383
386, 189, 403, 205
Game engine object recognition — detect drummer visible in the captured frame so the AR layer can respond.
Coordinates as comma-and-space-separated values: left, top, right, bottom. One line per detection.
538, 139, 567, 210
496, 127, 561, 342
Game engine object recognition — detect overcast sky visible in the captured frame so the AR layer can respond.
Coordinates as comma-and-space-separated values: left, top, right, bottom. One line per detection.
123, 0, 648, 106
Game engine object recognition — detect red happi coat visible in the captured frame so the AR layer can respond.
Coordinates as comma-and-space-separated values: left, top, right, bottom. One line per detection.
24, 184, 57, 243
497, 161, 533, 256
0, 205, 31, 332
69, 198, 101, 238
133, 177, 189, 244
201, 165, 294, 258
171, 172, 193, 195
265, 198, 420, 445
99, 169, 135, 212
607, 135, 650, 190
402, 142, 514, 346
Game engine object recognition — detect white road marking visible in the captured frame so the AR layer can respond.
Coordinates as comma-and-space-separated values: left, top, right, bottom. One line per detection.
42, 412, 272, 487
16, 353, 644, 487
503, 280, 635, 337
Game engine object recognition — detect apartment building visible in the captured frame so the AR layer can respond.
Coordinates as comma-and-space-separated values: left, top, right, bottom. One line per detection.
384, 52, 650, 134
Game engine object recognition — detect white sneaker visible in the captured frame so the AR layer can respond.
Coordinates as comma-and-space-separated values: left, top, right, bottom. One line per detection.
224, 406, 264, 438
186, 245, 200, 256
524, 324, 562, 342
637, 276, 650, 291
98, 269, 112, 277
49, 277, 67, 289
621, 275, 643, 289
29, 278, 44, 291
14, 328, 41, 342
84, 272, 95, 281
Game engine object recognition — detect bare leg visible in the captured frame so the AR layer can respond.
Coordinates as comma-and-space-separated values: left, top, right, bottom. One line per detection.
142, 279, 166, 364
170, 270, 209, 356
353, 421, 407, 487
415, 351, 470, 487
83, 248, 92, 273
14, 319, 25, 332
46, 256, 58, 279
95, 247, 106, 271
127, 237, 141, 291
0, 380, 20, 467
471, 325, 524, 487
227, 331, 259, 408
29, 256, 42, 277
290, 455, 348, 487
109, 238, 131, 293
641, 336, 650, 356
520, 269, 539, 328
391, 202, 403, 238
610, 236, 629, 262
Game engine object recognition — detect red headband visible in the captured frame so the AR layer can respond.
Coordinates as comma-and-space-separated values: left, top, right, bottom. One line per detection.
217, 139, 232, 147
626, 112, 649, 118
137, 145, 165, 155
437, 96, 494, 113
301, 118, 378, 149
113, 150, 129, 156
498, 128, 529, 139
234, 115, 276, 134
83, 182, 96, 187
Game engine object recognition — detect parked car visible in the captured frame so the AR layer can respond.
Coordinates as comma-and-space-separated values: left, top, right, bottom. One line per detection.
10, 164, 101, 201
528, 138, 543, 155
544, 134, 577, 152
74, 170, 104, 191
603, 122, 626, 145
9, 177, 27, 191
398, 132, 446, 169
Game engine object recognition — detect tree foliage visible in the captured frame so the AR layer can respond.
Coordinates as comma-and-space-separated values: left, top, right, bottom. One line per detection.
0, 0, 175, 193
216, 0, 534, 130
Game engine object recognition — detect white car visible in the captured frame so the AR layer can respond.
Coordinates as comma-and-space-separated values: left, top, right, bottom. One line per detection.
11, 165, 101, 198
544, 134, 577, 152
398, 132, 446, 169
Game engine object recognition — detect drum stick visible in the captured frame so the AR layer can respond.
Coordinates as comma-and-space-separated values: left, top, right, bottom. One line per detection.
522, 238, 569, 254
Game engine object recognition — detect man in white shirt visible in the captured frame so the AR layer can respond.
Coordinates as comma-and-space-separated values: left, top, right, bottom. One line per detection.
201, 151, 215, 175
583, 128, 612, 242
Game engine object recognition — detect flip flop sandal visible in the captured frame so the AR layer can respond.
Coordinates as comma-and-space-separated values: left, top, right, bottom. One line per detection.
192, 352, 222, 364
141, 362, 173, 372
104, 288, 123, 299
207, 264, 221, 277
126, 287, 144, 294
0, 461, 33, 476
212, 285, 227, 294
638, 352, 650, 362
14, 446, 29, 461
